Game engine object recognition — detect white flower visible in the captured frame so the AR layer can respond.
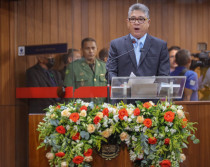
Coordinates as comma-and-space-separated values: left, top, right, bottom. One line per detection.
113, 115, 119, 122
96, 112, 103, 118
149, 101, 155, 106
137, 153, 143, 159
66, 125, 70, 131
162, 106, 167, 111
123, 116, 128, 121
46, 152, 54, 160
80, 110, 87, 117
103, 121, 108, 128
132, 135, 137, 141
165, 102, 170, 106
129, 150, 137, 161
76, 120, 80, 125
102, 103, 109, 108
46, 112, 51, 118
73, 125, 78, 131
171, 105, 177, 110
142, 126, 147, 132
127, 109, 133, 115
177, 105, 183, 110
49, 105, 54, 112
108, 119, 113, 124
134, 126, 140, 132
165, 126, 169, 132
82, 102, 89, 107
61, 109, 71, 117
180, 153, 186, 162
170, 129, 176, 135
168, 122, 173, 127
177, 109, 185, 119
109, 108, 117, 115
128, 118, 132, 122
125, 126, 131, 131
88, 139, 93, 144
61, 162, 68, 167
96, 123, 101, 130
84, 156, 93, 162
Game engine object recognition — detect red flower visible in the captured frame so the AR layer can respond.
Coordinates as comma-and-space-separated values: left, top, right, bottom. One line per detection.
80, 105, 87, 111
73, 155, 84, 164
56, 105, 61, 109
164, 111, 175, 122
93, 116, 101, 124
133, 108, 140, 116
69, 113, 80, 122
102, 108, 109, 117
148, 137, 157, 144
159, 159, 171, 167
84, 148, 93, 156
55, 152, 65, 157
143, 118, 152, 128
56, 125, 66, 134
72, 132, 80, 140
164, 138, 170, 145
118, 108, 128, 120
143, 102, 152, 109
182, 118, 188, 128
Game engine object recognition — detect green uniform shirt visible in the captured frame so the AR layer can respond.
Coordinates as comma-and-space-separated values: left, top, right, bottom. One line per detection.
64, 58, 107, 104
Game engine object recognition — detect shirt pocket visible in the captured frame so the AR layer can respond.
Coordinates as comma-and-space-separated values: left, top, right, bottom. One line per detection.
99, 74, 107, 83
76, 76, 88, 87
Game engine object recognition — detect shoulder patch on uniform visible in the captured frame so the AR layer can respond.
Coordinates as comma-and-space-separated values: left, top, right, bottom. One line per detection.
190, 80, 196, 86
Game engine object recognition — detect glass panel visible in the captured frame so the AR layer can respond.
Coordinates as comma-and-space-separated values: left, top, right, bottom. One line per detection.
111, 76, 186, 100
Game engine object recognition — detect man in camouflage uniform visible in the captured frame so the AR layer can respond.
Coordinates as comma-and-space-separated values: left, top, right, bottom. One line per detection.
64, 37, 107, 104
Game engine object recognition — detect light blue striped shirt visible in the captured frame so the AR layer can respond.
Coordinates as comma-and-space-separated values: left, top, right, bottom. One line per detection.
130, 33, 147, 65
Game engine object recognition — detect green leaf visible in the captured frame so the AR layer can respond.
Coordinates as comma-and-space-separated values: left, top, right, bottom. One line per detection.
193, 139, 200, 144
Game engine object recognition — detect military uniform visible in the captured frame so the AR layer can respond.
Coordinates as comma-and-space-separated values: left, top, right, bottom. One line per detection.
64, 58, 107, 104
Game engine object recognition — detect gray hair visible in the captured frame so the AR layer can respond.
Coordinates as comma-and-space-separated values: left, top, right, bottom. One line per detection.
128, 3, 150, 19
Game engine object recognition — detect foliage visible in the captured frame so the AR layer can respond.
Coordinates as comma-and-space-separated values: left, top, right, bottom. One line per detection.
37, 99, 199, 167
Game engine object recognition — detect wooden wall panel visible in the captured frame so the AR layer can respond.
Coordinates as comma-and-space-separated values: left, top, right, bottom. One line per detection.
58, 0, 66, 43
102, 0, 110, 47
0, 107, 16, 167
34, 0, 43, 44
0, 0, 11, 105
95, 0, 103, 51
51, 0, 58, 43
81, 0, 89, 41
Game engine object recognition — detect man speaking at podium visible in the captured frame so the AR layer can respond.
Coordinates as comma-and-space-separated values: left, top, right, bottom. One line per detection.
106, 3, 170, 89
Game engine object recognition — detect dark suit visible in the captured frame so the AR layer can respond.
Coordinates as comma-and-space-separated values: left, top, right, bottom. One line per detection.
26, 64, 63, 113
106, 34, 170, 104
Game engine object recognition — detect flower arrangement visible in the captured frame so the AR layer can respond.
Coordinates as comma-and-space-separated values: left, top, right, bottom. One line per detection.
37, 99, 199, 167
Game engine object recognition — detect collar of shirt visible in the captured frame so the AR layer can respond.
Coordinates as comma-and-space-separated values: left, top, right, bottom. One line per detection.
130, 33, 147, 47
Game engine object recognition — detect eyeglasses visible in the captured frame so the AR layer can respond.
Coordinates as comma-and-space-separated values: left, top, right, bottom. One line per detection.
128, 17, 148, 24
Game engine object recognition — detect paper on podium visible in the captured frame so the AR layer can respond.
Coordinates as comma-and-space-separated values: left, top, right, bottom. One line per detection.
128, 73, 156, 86
127, 73, 157, 98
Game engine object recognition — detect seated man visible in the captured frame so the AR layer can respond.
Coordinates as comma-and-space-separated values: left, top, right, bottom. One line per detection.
170, 49, 198, 101
26, 54, 63, 113
64, 37, 107, 104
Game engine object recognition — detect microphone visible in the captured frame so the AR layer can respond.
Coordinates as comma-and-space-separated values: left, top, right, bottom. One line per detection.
107, 40, 136, 63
